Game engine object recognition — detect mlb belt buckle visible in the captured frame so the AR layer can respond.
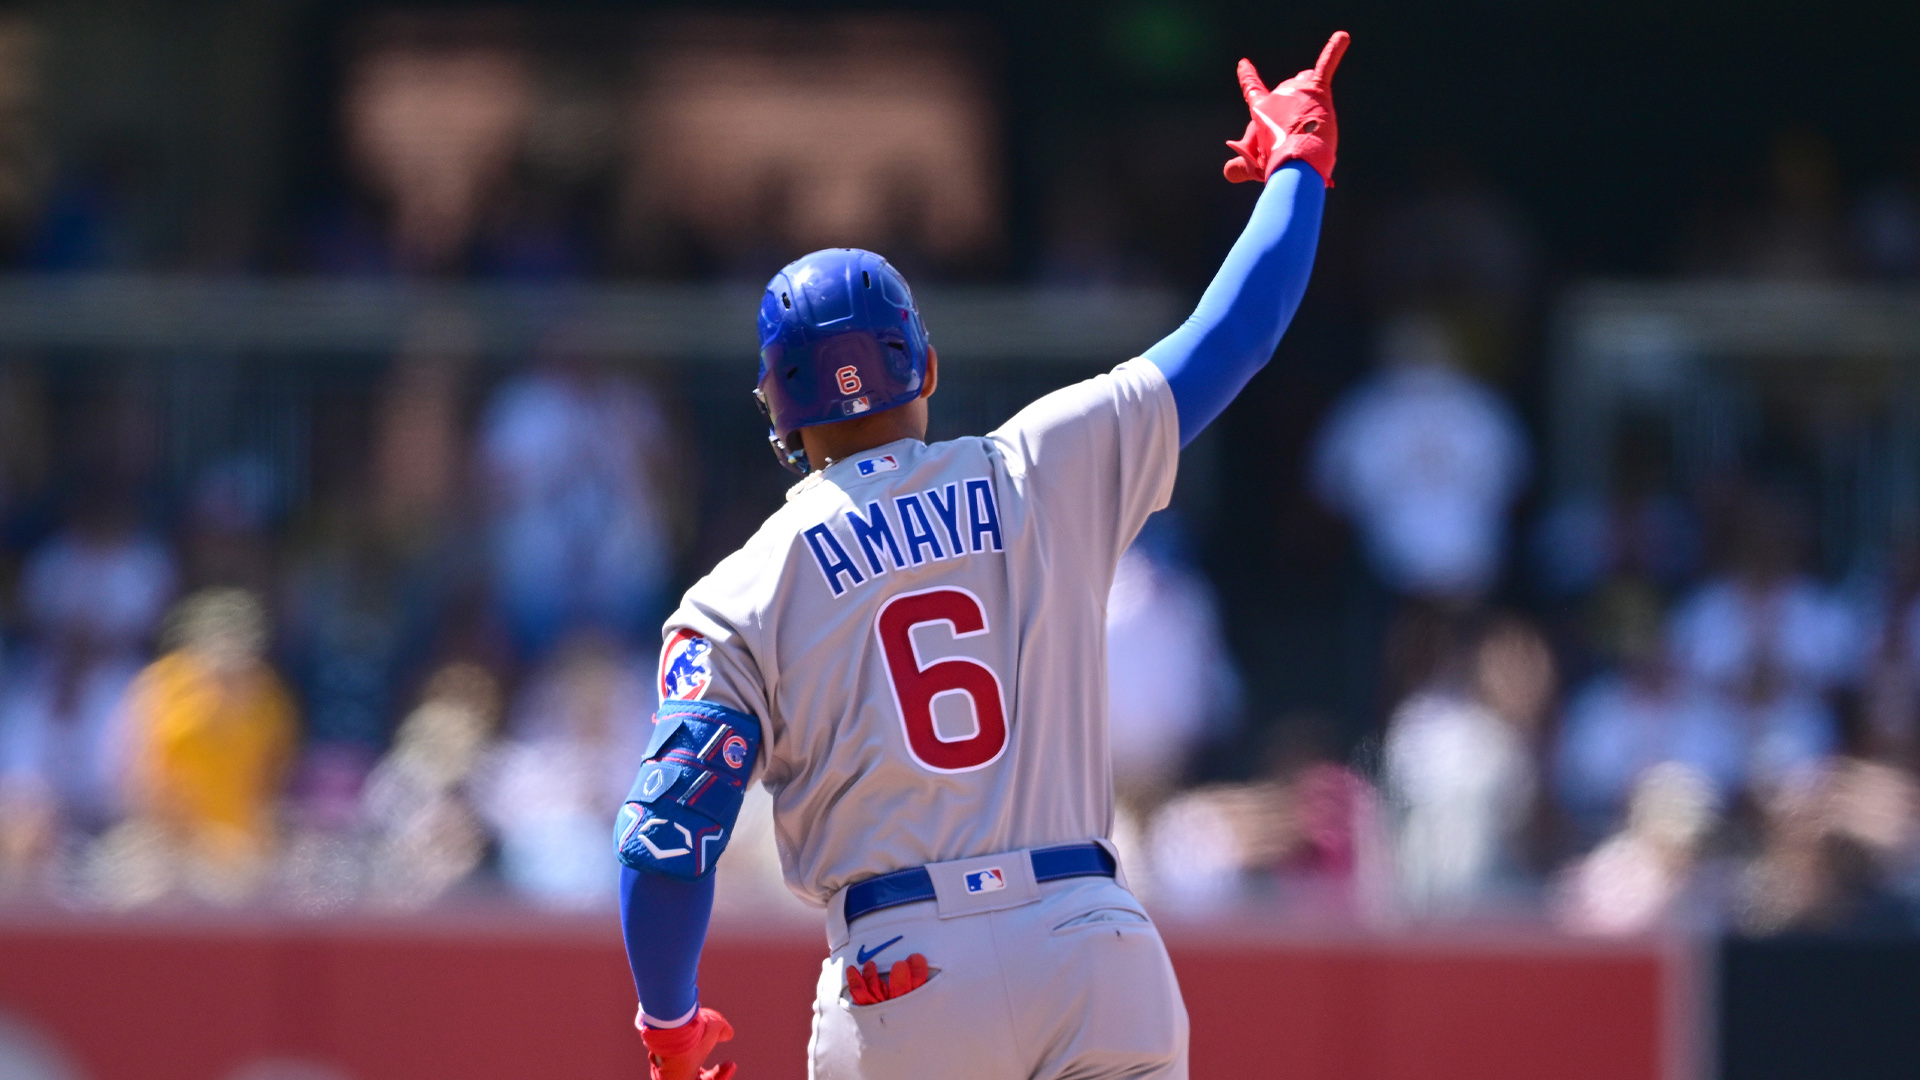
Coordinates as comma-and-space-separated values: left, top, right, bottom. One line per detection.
964, 866, 1007, 894
842, 842, 1117, 924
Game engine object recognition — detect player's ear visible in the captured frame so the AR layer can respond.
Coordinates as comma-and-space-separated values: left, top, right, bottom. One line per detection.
921, 348, 939, 399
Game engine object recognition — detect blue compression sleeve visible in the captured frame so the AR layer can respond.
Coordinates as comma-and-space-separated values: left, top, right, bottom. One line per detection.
620, 863, 714, 1026
1142, 161, 1325, 445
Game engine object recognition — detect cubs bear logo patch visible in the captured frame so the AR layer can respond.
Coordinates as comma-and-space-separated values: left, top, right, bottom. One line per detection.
660, 628, 713, 701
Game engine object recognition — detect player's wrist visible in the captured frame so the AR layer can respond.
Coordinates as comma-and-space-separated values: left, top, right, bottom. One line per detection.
637, 1001, 701, 1031
1270, 140, 1335, 186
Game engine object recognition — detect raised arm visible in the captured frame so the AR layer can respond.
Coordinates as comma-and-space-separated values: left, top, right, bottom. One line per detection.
1144, 32, 1348, 445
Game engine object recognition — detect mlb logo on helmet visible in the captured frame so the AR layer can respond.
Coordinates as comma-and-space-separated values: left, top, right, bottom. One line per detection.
659, 629, 713, 701
857, 454, 899, 476
964, 867, 1006, 894
843, 396, 871, 416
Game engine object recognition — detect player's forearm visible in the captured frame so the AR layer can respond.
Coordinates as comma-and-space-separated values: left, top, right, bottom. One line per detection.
620, 864, 715, 1027
1142, 161, 1325, 445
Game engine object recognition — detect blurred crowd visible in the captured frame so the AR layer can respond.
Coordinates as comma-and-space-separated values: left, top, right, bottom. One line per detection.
0, 9, 1916, 943
0, 352, 679, 913
2, 322, 1918, 938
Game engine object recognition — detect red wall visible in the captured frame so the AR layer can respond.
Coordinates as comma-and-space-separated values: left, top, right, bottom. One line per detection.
0, 913, 1672, 1080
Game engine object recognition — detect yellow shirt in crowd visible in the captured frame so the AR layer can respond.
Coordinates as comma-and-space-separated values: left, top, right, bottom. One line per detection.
123, 650, 298, 853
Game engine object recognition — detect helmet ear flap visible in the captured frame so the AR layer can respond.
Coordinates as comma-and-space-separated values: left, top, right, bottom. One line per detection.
753, 387, 809, 475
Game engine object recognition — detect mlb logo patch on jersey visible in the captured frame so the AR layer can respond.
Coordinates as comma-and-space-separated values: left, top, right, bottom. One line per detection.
659, 628, 713, 701
857, 454, 899, 476
964, 867, 1006, 894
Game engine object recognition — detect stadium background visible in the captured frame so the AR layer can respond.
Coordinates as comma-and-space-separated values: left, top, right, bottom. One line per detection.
0, 1, 1917, 1077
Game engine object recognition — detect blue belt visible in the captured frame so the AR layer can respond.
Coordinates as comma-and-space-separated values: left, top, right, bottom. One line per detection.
842, 842, 1116, 924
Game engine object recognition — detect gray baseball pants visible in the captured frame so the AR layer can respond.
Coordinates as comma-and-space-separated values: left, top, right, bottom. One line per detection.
809, 848, 1189, 1080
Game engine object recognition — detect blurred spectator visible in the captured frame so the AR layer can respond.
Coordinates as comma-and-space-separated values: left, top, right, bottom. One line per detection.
18, 499, 174, 653
1662, 493, 1848, 800
1141, 748, 1389, 920
0, 500, 174, 887
1105, 518, 1239, 800
280, 527, 413, 752
1533, 492, 1701, 599
1105, 519, 1242, 896
1556, 762, 1721, 936
360, 662, 500, 908
1667, 495, 1859, 697
1146, 780, 1290, 912
479, 352, 674, 658
1737, 758, 1920, 935
1557, 585, 1745, 840
284, 318, 475, 754
1270, 761, 1391, 920
475, 631, 649, 907
101, 590, 297, 903
1383, 618, 1551, 914
1314, 313, 1530, 604
1726, 663, 1840, 796
0, 647, 142, 887
182, 453, 282, 594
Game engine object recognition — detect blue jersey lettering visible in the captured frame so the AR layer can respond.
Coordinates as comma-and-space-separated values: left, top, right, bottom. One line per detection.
895, 494, 945, 565
924, 483, 964, 553
804, 476, 1004, 599
804, 523, 865, 595
845, 501, 904, 577
966, 478, 1003, 553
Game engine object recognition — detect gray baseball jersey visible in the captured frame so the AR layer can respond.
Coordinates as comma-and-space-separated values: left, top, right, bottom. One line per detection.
657, 358, 1178, 907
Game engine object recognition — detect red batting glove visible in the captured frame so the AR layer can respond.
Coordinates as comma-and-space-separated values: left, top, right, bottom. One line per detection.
1224, 30, 1349, 187
845, 953, 931, 1005
639, 1007, 737, 1080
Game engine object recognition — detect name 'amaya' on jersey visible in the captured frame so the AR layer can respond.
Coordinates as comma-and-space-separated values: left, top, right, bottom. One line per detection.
803, 477, 1005, 597
658, 359, 1180, 907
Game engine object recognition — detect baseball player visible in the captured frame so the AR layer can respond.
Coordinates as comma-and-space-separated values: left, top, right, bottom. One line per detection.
616, 31, 1349, 1080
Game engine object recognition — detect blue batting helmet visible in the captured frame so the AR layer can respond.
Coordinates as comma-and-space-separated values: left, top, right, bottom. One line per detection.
753, 248, 930, 474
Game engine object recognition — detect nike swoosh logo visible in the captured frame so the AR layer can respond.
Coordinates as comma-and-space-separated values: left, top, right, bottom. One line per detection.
856, 936, 904, 965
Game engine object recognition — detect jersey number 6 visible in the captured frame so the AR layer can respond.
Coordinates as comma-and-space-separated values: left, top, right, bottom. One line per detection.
874, 587, 1009, 773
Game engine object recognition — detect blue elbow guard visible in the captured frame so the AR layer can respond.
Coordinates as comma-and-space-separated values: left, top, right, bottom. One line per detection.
615, 700, 761, 881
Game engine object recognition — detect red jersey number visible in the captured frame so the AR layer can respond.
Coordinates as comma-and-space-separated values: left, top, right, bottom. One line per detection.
874, 587, 1009, 773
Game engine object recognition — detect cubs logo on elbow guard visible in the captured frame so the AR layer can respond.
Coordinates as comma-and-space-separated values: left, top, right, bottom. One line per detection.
660, 629, 713, 701
722, 734, 750, 770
